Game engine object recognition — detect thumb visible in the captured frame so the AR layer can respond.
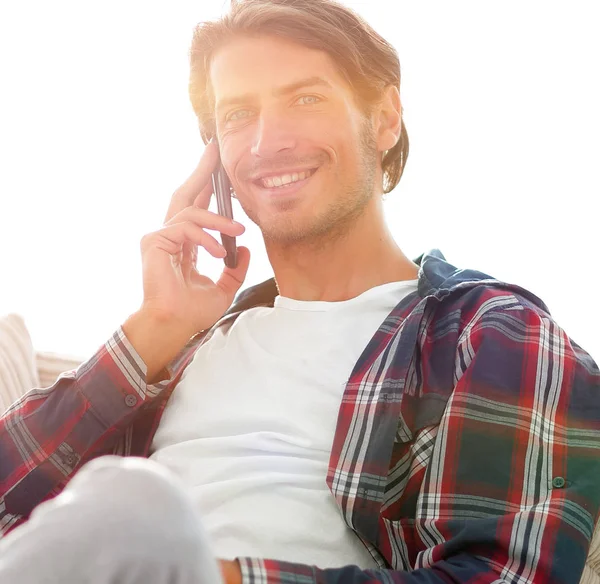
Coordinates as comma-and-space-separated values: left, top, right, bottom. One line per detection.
215, 246, 251, 300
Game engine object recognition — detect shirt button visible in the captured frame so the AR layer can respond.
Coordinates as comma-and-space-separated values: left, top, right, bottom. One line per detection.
552, 476, 566, 488
125, 395, 138, 407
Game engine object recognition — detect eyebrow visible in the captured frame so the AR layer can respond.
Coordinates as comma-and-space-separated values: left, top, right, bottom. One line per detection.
215, 76, 333, 113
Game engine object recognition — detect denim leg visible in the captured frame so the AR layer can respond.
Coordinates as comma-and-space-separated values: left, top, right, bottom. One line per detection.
0, 455, 223, 584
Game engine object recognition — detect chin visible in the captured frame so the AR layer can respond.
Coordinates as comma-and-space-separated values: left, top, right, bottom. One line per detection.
260, 220, 312, 246
239, 201, 307, 241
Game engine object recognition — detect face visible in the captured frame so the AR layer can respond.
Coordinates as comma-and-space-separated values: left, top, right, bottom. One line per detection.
209, 35, 381, 247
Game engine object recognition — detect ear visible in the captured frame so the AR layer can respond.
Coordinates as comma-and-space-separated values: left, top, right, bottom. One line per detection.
375, 85, 402, 153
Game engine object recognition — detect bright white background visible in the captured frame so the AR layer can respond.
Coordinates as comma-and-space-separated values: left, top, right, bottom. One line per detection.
0, 1, 598, 362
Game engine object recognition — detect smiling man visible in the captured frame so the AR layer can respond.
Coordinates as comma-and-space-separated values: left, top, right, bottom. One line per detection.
205, 33, 419, 298
1, 1, 600, 584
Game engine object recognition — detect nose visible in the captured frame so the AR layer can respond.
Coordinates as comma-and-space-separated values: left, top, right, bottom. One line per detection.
250, 110, 297, 159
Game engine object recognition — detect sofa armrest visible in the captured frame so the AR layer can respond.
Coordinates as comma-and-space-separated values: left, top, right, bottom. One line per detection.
35, 351, 84, 388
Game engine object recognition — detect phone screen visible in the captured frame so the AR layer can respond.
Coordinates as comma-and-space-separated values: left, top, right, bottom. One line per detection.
211, 152, 238, 269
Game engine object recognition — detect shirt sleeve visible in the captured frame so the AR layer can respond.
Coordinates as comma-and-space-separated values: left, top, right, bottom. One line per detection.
0, 325, 173, 537
236, 302, 600, 584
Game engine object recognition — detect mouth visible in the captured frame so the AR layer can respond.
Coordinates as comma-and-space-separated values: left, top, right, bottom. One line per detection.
251, 167, 319, 196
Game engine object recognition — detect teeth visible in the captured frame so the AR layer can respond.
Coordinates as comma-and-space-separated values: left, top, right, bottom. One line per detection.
261, 169, 312, 189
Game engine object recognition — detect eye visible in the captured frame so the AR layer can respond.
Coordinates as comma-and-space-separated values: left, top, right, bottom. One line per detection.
225, 95, 322, 123
295, 95, 322, 106
227, 109, 253, 122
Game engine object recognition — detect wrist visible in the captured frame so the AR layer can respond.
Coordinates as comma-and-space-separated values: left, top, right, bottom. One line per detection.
219, 559, 242, 584
122, 309, 194, 384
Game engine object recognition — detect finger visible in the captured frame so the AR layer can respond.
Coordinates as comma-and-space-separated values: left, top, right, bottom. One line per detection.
177, 190, 211, 277
180, 240, 198, 279
164, 206, 245, 238
167, 208, 245, 280
215, 246, 251, 299
180, 186, 221, 277
142, 221, 227, 260
163, 140, 219, 223
191, 179, 214, 211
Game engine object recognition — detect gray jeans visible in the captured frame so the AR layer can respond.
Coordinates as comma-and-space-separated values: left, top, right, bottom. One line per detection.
0, 455, 224, 584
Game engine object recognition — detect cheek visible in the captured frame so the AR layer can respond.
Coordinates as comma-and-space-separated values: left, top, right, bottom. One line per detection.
218, 140, 245, 185
319, 113, 366, 162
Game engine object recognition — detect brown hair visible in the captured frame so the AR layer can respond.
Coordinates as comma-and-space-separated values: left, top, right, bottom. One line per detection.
188, 0, 409, 194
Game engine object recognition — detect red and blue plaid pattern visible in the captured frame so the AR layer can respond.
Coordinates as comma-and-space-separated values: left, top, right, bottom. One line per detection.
2, 250, 599, 584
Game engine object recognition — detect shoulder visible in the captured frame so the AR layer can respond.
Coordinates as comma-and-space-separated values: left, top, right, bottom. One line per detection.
432, 283, 599, 399
427, 280, 553, 338
425, 282, 597, 377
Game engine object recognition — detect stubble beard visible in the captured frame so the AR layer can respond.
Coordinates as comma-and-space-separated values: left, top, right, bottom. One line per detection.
240, 119, 379, 252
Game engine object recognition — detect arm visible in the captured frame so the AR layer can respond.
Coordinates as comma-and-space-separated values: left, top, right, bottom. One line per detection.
230, 304, 600, 583
0, 310, 195, 536
121, 309, 199, 384
0, 141, 247, 536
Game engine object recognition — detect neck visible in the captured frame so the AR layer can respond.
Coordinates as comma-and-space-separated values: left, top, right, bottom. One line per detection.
265, 202, 419, 302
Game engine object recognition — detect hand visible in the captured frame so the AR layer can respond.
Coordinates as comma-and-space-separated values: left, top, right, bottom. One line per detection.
219, 559, 242, 584
138, 140, 250, 338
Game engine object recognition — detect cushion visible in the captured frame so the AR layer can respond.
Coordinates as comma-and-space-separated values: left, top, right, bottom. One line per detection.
582, 519, 600, 583
0, 313, 40, 414
36, 351, 83, 389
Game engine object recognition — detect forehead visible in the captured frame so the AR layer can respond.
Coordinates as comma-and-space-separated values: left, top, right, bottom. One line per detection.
209, 35, 351, 104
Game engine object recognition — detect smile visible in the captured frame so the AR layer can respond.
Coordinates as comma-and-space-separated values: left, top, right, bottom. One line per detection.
257, 168, 317, 189
252, 167, 319, 196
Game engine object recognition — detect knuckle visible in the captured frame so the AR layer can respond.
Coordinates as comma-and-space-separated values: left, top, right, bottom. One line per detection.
169, 208, 191, 226
170, 187, 185, 202
188, 206, 205, 219
184, 220, 203, 240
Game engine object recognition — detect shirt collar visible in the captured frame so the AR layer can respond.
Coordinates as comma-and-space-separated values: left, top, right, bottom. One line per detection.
226, 248, 550, 316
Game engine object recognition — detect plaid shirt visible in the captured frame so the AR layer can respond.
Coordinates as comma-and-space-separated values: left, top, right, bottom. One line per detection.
1, 249, 599, 584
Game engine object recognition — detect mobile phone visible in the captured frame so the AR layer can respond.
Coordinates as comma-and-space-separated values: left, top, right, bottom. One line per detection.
211, 149, 238, 269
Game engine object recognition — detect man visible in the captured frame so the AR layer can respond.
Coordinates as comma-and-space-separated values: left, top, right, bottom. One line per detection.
1, 0, 599, 583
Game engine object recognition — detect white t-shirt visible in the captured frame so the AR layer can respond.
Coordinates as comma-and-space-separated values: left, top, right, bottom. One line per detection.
149, 279, 418, 569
